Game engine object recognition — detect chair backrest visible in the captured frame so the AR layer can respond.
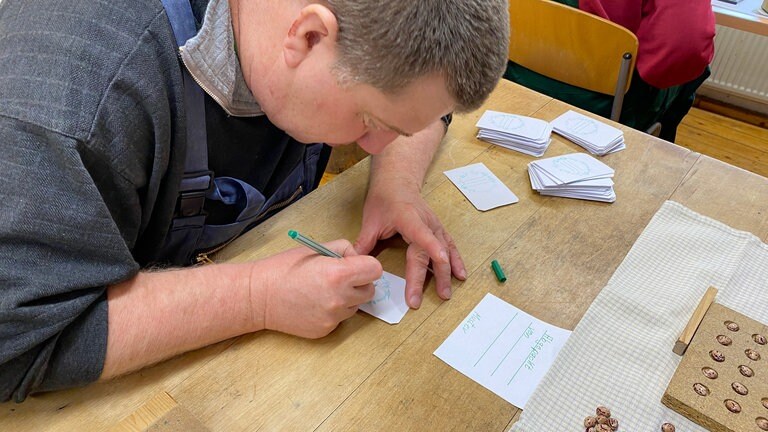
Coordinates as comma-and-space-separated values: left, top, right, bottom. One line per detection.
508, 0, 639, 120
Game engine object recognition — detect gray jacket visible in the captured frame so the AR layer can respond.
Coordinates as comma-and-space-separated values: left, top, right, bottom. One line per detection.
0, 0, 311, 401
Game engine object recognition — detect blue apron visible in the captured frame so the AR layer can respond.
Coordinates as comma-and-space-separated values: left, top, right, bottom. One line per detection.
157, 0, 327, 266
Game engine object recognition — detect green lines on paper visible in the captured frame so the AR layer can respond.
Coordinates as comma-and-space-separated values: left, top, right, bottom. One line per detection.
474, 312, 518, 368
491, 322, 532, 376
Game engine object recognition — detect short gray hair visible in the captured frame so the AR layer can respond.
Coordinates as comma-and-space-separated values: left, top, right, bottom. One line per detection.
325, 0, 509, 113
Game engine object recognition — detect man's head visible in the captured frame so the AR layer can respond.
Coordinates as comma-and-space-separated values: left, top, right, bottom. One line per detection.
232, 0, 509, 153
327, 0, 510, 114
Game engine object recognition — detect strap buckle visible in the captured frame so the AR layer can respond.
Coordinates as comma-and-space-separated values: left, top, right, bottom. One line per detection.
176, 170, 213, 217
179, 191, 207, 217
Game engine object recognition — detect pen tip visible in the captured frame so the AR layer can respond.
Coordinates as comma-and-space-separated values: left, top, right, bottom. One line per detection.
288, 230, 298, 239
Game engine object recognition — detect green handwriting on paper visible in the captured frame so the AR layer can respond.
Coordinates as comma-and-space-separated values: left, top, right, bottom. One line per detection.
432, 293, 573, 408
462, 311, 482, 333
508, 330, 554, 384
370, 278, 392, 305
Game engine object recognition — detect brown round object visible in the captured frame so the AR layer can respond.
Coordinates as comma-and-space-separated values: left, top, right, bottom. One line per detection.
716, 335, 733, 346
702, 367, 718, 379
731, 382, 749, 395
757, 417, 768, 431
746, 348, 761, 361
596, 406, 611, 418
607, 417, 619, 431
597, 416, 611, 425
661, 423, 676, 432
587, 427, 596, 432
693, 383, 710, 396
739, 365, 755, 377
762, 397, 768, 409
725, 321, 740, 331
754, 334, 768, 345
595, 424, 612, 432
710, 350, 725, 362
725, 399, 742, 413
584, 416, 598, 428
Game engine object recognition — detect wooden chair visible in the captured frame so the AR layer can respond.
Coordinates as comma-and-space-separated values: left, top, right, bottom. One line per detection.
508, 0, 639, 122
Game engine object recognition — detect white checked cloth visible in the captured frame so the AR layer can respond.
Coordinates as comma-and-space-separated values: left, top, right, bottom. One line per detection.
510, 201, 768, 431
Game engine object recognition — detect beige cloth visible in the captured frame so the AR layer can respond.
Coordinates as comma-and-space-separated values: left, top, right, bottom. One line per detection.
511, 201, 768, 431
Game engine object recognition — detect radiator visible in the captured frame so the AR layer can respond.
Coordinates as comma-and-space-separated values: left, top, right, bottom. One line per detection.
701, 25, 768, 107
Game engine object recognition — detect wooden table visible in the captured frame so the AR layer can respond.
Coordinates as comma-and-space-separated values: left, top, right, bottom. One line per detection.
712, 0, 768, 36
3, 80, 768, 432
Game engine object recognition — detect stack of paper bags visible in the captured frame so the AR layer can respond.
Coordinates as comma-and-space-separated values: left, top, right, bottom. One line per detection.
550, 110, 625, 155
528, 153, 616, 202
476, 110, 553, 157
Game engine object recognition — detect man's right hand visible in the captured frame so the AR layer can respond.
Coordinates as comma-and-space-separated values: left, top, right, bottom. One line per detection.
102, 239, 379, 379
248, 239, 382, 338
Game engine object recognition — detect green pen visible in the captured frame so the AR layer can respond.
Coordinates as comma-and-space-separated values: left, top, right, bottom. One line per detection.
289, 230, 437, 274
491, 259, 506, 283
288, 230, 342, 258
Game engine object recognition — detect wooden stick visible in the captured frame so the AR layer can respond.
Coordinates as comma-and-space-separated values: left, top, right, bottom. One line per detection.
673, 286, 718, 356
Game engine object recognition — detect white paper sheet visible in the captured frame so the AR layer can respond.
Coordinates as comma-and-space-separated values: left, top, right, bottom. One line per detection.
444, 163, 519, 211
358, 271, 409, 324
434, 293, 571, 408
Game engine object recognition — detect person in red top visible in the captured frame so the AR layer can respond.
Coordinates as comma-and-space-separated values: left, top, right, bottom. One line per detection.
579, 0, 715, 89
505, 0, 716, 142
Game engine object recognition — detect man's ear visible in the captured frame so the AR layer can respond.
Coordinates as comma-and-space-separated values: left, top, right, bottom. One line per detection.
283, 4, 338, 68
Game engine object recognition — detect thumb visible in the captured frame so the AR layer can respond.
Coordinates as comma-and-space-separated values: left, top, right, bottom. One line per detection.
353, 224, 380, 255
322, 239, 359, 258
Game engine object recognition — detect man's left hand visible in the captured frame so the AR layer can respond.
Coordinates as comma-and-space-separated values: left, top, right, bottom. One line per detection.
354, 185, 466, 309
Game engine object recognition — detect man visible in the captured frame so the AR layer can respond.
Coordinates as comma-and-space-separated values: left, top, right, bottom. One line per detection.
0, 0, 509, 401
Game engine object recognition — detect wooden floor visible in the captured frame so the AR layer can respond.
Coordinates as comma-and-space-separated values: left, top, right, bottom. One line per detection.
321, 104, 768, 185
677, 106, 768, 178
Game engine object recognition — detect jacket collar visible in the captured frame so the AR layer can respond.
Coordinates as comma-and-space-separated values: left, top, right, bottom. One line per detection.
180, 0, 263, 117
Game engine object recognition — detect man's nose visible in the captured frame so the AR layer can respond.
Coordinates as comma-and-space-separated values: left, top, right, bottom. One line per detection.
356, 129, 401, 154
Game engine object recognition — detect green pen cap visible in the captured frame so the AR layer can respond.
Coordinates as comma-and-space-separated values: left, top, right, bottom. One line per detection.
491, 259, 506, 282
288, 230, 298, 239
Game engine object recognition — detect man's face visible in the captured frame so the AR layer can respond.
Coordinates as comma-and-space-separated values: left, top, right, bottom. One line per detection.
232, 2, 455, 154
264, 69, 455, 154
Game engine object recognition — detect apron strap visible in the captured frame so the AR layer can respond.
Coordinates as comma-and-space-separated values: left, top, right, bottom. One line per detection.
162, 0, 212, 218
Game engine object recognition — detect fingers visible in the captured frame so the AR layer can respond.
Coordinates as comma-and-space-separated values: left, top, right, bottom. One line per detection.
402, 226, 465, 309
353, 224, 380, 255
404, 245, 430, 309
312, 232, 463, 314
340, 255, 383, 287
315, 240, 382, 304
429, 238, 453, 301
442, 230, 466, 280
323, 239, 359, 257
258, 238, 386, 339
406, 223, 451, 269
347, 282, 376, 307
297, 238, 381, 300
